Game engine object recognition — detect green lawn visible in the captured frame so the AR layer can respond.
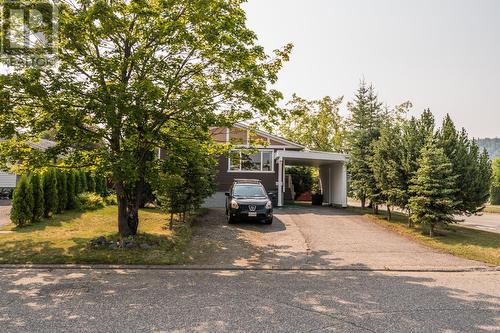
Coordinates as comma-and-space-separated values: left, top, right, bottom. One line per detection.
0, 206, 194, 265
347, 207, 500, 266
484, 205, 500, 214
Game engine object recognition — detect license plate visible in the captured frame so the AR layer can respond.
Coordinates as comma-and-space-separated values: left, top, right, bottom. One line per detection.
248, 212, 257, 217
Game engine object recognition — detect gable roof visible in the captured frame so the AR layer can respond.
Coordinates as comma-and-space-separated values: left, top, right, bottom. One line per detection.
0, 138, 56, 151
233, 123, 305, 149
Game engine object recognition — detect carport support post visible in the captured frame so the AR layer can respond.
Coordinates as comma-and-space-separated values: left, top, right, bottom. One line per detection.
277, 157, 283, 207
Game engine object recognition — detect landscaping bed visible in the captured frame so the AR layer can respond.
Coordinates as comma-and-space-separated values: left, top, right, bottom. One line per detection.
348, 207, 500, 266
0, 206, 196, 265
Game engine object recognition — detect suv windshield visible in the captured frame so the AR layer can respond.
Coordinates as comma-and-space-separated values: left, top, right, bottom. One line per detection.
233, 184, 266, 198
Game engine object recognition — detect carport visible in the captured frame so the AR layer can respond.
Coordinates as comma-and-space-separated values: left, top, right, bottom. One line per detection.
275, 150, 348, 207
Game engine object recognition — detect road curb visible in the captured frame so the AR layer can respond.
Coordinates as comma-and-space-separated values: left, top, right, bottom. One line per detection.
0, 264, 498, 273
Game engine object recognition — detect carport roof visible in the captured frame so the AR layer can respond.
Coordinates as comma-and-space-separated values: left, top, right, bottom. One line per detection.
275, 150, 347, 167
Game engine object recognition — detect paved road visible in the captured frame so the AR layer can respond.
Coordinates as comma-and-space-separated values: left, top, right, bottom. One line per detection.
191, 207, 487, 270
461, 213, 500, 234
1, 207, 498, 332
0, 268, 498, 332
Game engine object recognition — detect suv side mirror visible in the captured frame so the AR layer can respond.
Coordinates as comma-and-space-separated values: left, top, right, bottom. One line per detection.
225, 192, 230, 196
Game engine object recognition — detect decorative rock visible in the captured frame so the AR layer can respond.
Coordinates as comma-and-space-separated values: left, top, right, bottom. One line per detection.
140, 243, 152, 249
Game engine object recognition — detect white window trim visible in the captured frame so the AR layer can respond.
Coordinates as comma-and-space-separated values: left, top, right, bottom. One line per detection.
228, 149, 275, 173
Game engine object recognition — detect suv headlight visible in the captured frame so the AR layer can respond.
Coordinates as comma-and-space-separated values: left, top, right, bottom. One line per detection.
265, 200, 273, 209
230, 199, 239, 209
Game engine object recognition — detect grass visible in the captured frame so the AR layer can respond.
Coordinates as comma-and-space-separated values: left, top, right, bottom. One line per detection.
347, 206, 500, 266
0, 206, 198, 265
483, 205, 500, 214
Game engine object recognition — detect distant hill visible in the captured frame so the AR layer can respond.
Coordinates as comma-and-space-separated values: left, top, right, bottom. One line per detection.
477, 138, 500, 160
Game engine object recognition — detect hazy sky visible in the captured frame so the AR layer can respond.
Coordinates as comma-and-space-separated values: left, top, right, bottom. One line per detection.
243, 0, 500, 138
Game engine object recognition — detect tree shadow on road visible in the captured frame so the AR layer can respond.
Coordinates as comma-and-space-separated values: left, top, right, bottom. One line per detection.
0, 266, 498, 332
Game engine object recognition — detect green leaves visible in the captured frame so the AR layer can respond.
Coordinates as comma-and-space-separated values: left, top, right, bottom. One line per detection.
280, 94, 345, 153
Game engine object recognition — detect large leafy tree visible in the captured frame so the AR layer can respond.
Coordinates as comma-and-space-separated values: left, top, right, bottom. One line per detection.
1, 0, 290, 236
279, 94, 345, 152
346, 81, 383, 208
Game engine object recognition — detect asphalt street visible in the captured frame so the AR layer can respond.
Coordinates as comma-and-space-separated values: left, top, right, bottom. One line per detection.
1, 206, 499, 332
0, 268, 499, 332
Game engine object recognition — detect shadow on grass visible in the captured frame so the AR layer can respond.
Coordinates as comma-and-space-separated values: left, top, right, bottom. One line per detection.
9, 210, 85, 233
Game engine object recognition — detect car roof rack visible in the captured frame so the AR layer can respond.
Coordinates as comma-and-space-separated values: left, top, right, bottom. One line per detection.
233, 179, 262, 184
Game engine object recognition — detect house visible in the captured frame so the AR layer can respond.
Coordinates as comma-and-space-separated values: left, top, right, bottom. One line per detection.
0, 139, 56, 191
204, 123, 348, 208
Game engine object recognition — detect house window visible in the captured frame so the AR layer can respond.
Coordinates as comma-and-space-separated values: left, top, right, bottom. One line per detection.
228, 150, 274, 172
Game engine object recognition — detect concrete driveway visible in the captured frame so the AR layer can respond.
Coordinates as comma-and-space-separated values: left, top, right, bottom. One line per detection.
190, 206, 487, 270
0, 203, 11, 227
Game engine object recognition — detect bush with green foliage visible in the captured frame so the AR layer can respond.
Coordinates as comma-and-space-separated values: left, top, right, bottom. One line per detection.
66, 171, 77, 209
10, 175, 34, 227
56, 170, 67, 213
79, 171, 88, 193
30, 173, 44, 223
87, 172, 96, 193
77, 192, 106, 211
74, 170, 81, 194
104, 194, 118, 206
42, 169, 58, 218
95, 174, 106, 195
287, 166, 314, 199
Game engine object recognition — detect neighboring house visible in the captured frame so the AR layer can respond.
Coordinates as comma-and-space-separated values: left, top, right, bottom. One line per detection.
203, 123, 348, 208
0, 139, 56, 190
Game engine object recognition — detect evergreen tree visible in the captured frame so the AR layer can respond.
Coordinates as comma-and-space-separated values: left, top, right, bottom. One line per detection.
11, 175, 34, 227
30, 173, 44, 223
437, 116, 492, 215
74, 170, 81, 195
371, 122, 405, 220
95, 174, 105, 196
56, 170, 67, 213
66, 171, 77, 209
400, 110, 435, 226
409, 141, 458, 237
87, 172, 96, 193
79, 171, 88, 193
43, 169, 58, 218
346, 81, 383, 208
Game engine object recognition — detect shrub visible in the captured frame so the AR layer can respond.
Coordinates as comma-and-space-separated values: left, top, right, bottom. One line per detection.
77, 192, 105, 211
66, 171, 77, 210
11, 175, 34, 227
30, 173, 44, 223
104, 194, 118, 206
491, 186, 500, 205
87, 172, 96, 193
74, 170, 81, 194
43, 169, 58, 218
56, 170, 67, 213
79, 171, 88, 193
95, 174, 106, 195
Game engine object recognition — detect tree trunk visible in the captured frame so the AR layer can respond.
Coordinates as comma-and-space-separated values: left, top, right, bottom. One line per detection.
372, 204, 378, 215
116, 182, 140, 237
169, 212, 173, 230
429, 224, 434, 237
360, 195, 366, 208
387, 205, 392, 221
